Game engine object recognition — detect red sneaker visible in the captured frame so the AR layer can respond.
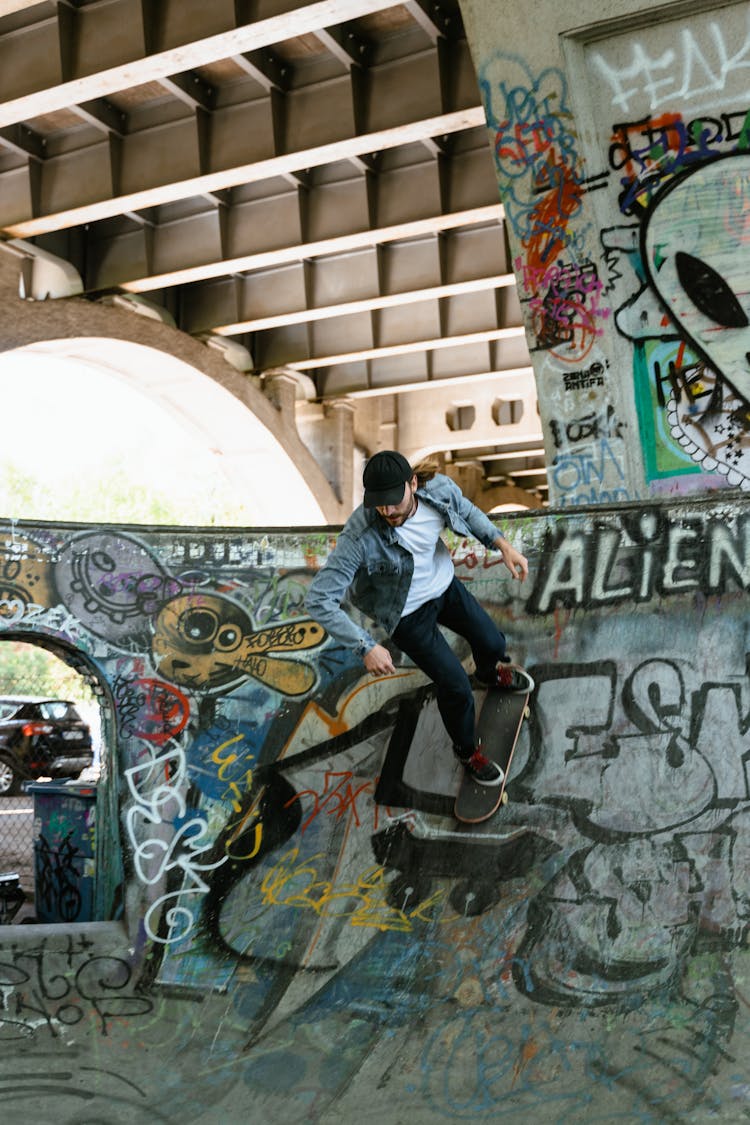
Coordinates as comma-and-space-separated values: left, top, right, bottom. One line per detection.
495, 664, 535, 693
457, 747, 504, 787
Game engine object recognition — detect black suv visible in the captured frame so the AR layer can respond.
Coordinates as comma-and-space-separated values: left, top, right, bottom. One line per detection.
0, 698, 93, 795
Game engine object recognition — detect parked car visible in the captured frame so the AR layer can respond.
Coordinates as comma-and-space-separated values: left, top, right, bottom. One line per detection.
0, 697, 93, 796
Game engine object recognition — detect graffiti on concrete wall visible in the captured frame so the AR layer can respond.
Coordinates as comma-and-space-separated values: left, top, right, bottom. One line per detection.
589, 15, 750, 117
603, 145, 750, 492
0, 504, 749, 1121
516, 258, 610, 363
589, 7, 750, 497
527, 506, 750, 613
515, 657, 750, 1002
0, 931, 153, 1040
482, 62, 584, 270
477, 8, 750, 506
478, 51, 630, 507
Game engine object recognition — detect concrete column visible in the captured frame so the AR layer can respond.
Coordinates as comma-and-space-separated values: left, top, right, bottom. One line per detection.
324, 397, 356, 509
263, 368, 300, 423
459, 0, 750, 507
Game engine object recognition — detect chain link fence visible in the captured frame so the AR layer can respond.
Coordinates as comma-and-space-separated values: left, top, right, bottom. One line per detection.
0, 641, 102, 922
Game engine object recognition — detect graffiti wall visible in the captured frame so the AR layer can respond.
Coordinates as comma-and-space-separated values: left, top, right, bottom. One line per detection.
0, 496, 749, 1121
468, 0, 750, 506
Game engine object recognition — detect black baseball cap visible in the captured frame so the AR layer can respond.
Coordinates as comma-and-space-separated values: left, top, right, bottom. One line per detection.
363, 450, 414, 507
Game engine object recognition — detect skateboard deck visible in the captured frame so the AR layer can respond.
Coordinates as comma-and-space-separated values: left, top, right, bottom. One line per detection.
454, 686, 529, 824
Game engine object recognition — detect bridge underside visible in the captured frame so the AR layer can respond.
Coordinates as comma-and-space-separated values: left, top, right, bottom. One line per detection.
0, 0, 546, 516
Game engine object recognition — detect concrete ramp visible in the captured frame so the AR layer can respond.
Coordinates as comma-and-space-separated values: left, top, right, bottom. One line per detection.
0, 495, 748, 1122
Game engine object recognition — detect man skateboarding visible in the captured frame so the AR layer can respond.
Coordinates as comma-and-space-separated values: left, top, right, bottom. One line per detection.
305, 451, 534, 787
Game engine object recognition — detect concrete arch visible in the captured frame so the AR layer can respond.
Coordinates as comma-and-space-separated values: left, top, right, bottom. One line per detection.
7, 337, 328, 526
0, 245, 344, 525
0, 628, 120, 920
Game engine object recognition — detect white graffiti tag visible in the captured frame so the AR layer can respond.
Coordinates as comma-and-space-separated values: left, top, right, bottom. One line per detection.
125, 742, 227, 944
591, 16, 750, 114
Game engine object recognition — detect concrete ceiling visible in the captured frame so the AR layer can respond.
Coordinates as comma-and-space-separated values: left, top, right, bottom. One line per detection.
0, 0, 547, 508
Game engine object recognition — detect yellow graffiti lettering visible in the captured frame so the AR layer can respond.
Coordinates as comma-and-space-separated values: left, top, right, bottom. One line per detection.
225, 819, 263, 861
259, 849, 446, 932
224, 782, 264, 860
211, 734, 244, 780
226, 780, 243, 815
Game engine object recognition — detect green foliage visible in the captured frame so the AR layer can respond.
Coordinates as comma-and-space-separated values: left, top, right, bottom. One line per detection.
0, 641, 94, 703
0, 456, 254, 527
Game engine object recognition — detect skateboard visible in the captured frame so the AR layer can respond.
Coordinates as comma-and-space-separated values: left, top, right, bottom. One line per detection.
454, 684, 530, 824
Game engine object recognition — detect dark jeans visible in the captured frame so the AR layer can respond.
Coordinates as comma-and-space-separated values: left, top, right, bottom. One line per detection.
392, 576, 506, 755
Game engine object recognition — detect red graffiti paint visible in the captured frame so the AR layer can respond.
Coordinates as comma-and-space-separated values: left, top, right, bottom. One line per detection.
129, 678, 190, 744
523, 163, 584, 271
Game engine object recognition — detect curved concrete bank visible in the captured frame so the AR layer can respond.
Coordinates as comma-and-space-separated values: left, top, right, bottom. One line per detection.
0, 493, 749, 1123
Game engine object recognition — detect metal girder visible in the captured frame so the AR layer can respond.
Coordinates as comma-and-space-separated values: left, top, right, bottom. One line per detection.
404, 1, 449, 42
0, 1, 49, 15
114, 203, 503, 293
0, 37, 483, 236
161, 73, 216, 112
483, 448, 548, 465
325, 365, 539, 400
231, 47, 289, 92
0, 123, 44, 159
313, 25, 370, 68
235, 229, 524, 374
76, 98, 127, 136
0, 0, 402, 127
284, 325, 527, 372
200, 274, 517, 336
75, 142, 500, 291
313, 333, 534, 398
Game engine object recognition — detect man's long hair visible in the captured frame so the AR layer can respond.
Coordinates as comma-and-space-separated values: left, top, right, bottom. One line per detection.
412, 457, 441, 486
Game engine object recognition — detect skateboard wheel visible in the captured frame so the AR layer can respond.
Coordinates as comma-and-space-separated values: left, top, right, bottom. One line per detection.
524, 706, 530, 719
501, 791, 508, 805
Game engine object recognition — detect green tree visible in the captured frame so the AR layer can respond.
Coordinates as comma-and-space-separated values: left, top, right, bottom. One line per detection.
0, 457, 253, 526
0, 641, 94, 704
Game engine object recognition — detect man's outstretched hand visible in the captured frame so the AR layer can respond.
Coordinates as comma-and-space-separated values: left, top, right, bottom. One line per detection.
496, 537, 529, 581
363, 643, 396, 675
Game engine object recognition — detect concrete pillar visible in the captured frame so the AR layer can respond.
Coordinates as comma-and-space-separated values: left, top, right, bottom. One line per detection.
263, 368, 299, 421
459, 0, 750, 507
323, 398, 356, 509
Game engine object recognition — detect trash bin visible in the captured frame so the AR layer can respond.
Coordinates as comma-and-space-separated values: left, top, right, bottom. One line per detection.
27, 781, 97, 924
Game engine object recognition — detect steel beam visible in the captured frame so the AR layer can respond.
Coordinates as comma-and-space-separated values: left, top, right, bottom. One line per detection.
284, 326, 527, 372
209, 274, 516, 335
0, 0, 402, 126
320, 366, 539, 400
111, 203, 501, 290
68, 141, 499, 291
0, 32, 483, 235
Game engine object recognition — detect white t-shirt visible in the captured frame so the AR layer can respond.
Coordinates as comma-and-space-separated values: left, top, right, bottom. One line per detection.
395, 499, 454, 617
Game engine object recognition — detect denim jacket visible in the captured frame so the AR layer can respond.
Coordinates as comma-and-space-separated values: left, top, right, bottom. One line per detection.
304, 474, 504, 656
